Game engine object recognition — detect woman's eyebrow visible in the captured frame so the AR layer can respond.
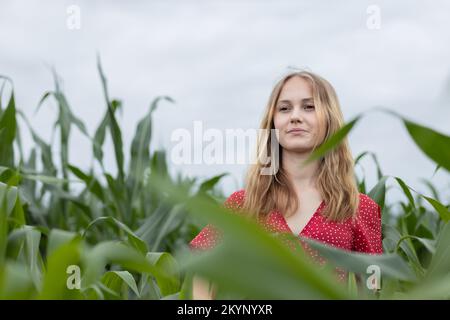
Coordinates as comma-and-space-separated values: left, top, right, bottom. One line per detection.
278, 97, 313, 104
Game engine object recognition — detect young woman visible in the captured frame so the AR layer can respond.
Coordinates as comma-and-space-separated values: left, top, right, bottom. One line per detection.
189, 70, 383, 299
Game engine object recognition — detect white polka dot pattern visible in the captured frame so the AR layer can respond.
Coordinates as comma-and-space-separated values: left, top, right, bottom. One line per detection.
189, 189, 383, 281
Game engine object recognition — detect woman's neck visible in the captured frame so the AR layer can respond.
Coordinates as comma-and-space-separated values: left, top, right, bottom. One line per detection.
281, 149, 320, 191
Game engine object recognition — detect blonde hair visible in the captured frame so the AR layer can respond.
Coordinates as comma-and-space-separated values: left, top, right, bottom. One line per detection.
242, 70, 359, 222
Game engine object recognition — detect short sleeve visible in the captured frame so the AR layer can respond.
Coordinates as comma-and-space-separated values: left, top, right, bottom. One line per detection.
189, 190, 245, 251
351, 194, 383, 254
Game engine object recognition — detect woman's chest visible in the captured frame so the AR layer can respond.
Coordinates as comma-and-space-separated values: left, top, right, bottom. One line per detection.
263, 211, 354, 251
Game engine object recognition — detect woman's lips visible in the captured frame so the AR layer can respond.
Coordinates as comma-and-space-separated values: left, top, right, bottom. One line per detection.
287, 129, 308, 134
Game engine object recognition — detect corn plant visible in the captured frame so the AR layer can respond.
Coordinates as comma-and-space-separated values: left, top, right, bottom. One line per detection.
0, 63, 449, 299
0, 61, 227, 299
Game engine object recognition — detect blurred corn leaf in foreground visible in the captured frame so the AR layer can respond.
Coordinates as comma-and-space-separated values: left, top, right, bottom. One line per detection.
0, 66, 449, 299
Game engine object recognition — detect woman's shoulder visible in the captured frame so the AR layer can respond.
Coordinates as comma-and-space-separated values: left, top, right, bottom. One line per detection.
352, 193, 383, 254
356, 193, 382, 221
358, 193, 380, 208
223, 190, 381, 218
224, 189, 246, 210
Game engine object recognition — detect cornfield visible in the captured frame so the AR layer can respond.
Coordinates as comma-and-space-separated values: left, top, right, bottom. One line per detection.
0, 60, 449, 300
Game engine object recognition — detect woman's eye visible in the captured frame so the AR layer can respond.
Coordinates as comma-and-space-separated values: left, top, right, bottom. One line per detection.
304, 105, 315, 110
279, 106, 290, 111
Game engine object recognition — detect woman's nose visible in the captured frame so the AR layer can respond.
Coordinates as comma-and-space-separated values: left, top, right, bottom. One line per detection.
290, 106, 303, 123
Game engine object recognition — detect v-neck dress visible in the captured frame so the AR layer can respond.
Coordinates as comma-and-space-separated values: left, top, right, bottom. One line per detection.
189, 189, 383, 256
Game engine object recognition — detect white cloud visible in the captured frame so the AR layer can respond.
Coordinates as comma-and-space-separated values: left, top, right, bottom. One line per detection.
0, 0, 449, 204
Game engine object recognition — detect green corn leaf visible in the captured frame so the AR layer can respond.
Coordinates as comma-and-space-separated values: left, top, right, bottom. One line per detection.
46, 229, 79, 257
97, 56, 125, 181
81, 241, 163, 288
146, 252, 180, 297
39, 237, 83, 299
82, 216, 148, 254
101, 270, 140, 299
0, 92, 16, 167
368, 176, 388, 210
198, 173, 229, 194
306, 115, 361, 163
0, 261, 36, 299
421, 196, 450, 222
425, 222, 450, 280
394, 177, 415, 209
403, 119, 450, 172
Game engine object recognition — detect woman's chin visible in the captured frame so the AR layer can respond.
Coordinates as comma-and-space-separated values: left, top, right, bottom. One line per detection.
282, 145, 313, 154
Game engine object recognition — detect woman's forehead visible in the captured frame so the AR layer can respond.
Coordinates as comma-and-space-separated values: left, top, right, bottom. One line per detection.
278, 76, 313, 101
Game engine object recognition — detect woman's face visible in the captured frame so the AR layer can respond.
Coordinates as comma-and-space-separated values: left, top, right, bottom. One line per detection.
273, 76, 321, 153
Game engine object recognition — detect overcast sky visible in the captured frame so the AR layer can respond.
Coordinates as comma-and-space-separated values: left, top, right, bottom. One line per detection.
1, 0, 449, 206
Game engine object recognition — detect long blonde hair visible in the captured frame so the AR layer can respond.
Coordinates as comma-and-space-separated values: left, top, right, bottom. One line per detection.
242, 70, 359, 222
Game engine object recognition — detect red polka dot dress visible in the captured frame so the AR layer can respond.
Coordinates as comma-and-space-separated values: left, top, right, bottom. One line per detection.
189, 189, 383, 281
